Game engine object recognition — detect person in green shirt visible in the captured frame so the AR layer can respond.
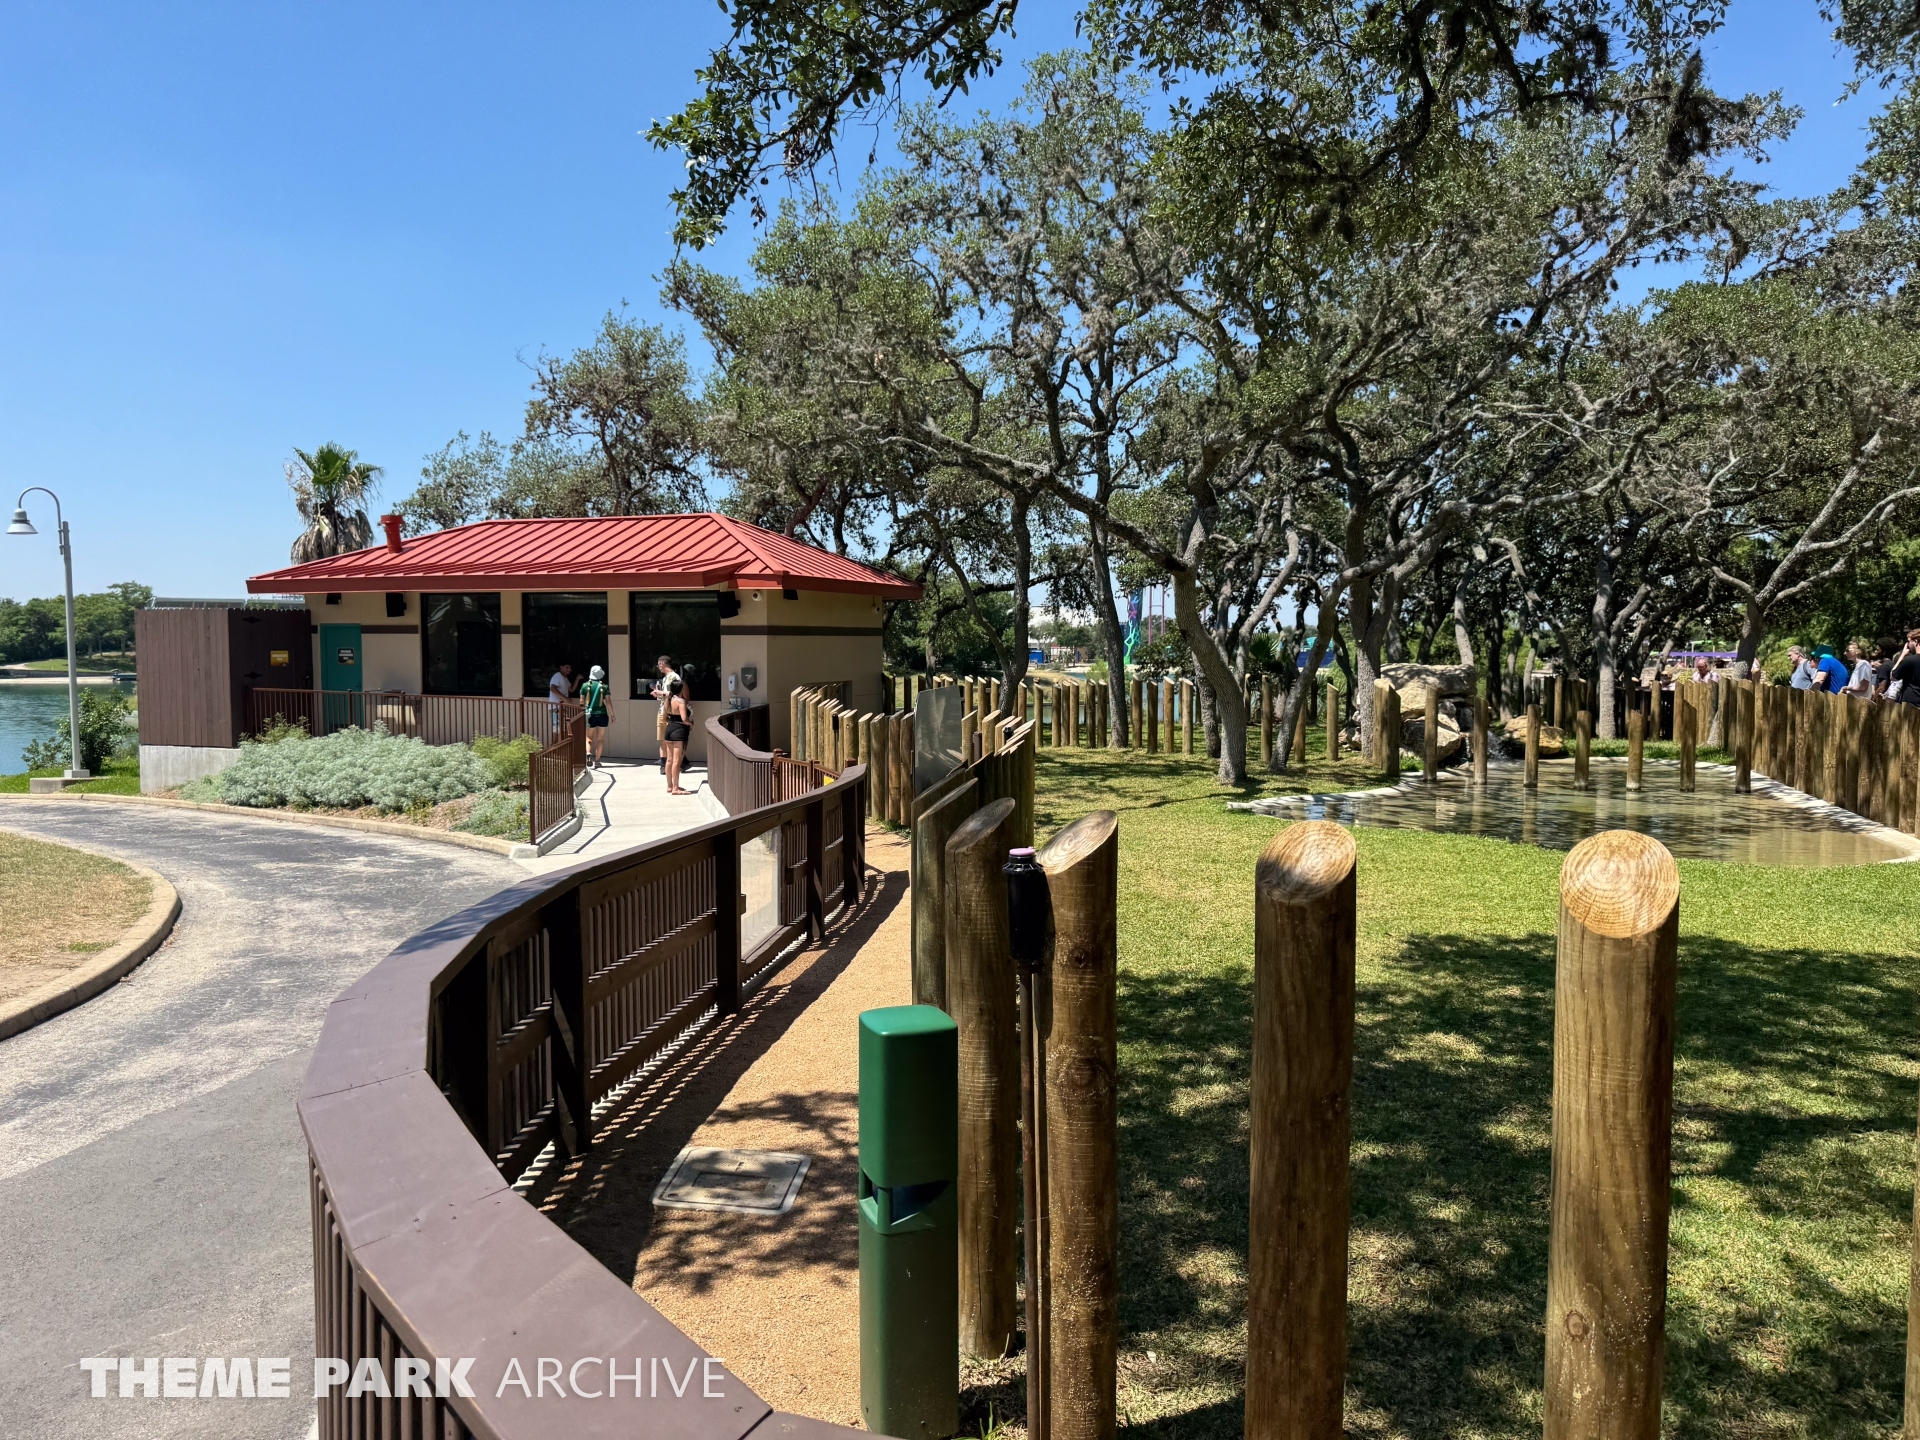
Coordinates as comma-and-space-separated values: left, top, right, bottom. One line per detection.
580, 665, 612, 769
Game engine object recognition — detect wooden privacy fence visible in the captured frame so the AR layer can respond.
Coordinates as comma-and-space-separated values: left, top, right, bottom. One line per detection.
1742, 680, 1920, 831
302, 767, 870, 1440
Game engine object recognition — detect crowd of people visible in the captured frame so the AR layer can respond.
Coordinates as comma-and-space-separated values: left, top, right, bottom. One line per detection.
1779, 635, 1920, 703
542, 653, 696, 794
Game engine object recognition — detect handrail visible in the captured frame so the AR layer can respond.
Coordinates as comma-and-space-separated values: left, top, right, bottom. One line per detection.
247, 686, 585, 745
301, 768, 870, 1440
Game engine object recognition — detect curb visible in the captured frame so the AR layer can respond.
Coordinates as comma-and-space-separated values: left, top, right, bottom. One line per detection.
0, 851, 181, 1041
511, 809, 582, 860
0, 790, 522, 857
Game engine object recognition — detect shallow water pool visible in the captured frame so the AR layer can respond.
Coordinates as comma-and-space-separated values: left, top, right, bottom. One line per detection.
1240, 758, 1917, 866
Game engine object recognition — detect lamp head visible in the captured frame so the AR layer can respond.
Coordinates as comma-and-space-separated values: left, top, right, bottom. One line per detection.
6, 508, 35, 536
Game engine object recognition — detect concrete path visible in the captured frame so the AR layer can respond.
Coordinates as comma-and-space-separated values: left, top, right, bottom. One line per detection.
0, 802, 522, 1439
519, 755, 716, 875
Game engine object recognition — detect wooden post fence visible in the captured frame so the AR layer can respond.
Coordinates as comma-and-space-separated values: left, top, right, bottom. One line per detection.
1472, 692, 1489, 785
1423, 688, 1439, 783
1525, 703, 1541, 790
1380, 686, 1402, 781
946, 797, 1022, 1359
1545, 830, 1679, 1440
1733, 680, 1753, 795
1038, 810, 1121, 1440
1182, 679, 1194, 756
912, 781, 980, 1011
1146, 679, 1159, 754
1246, 820, 1357, 1440
1626, 707, 1644, 792
1678, 691, 1696, 793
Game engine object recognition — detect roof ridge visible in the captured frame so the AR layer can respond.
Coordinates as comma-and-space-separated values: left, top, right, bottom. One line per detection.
712, 514, 791, 573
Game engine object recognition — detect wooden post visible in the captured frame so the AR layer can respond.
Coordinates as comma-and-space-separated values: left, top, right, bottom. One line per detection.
1371, 679, 1392, 766
1261, 677, 1274, 767
1901, 704, 1920, 836
1525, 703, 1542, 789
1423, 687, 1439, 783
1128, 678, 1142, 750
1574, 710, 1591, 789
1039, 811, 1121, 1440
1823, 691, 1844, 805
1472, 692, 1488, 785
863, 715, 880, 820
1680, 690, 1698, 792
946, 797, 1021, 1359
1146, 679, 1159, 754
1326, 682, 1341, 762
1161, 680, 1174, 759
1292, 689, 1309, 764
1246, 821, 1357, 1440
912, 780, 979, 1011
1624, 706, 1643, 792
1545, 830, 1679, 1440
1733, 680, 1753, 795
1380, 686, 1402, 781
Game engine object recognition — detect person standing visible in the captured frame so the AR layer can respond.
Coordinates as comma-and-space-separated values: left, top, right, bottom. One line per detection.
1890, 630, 1920, 705
650, 655, 682, 774
547, 661, 574, 737
1787, 645, 1813, 689
1842, 641, 1876, 698
579, 665, 612, 768
663, 679, 694, 795
1813, 648, 1851, 694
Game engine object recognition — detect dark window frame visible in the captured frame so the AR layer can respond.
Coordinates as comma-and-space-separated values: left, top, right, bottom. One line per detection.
629, 591, 723, 703
521, 592, 610, 698
420, 593, 503, 696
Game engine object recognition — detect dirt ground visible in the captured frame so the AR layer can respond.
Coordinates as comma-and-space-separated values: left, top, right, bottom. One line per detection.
0, 829, 152, 1004
533, 828, 914, 1426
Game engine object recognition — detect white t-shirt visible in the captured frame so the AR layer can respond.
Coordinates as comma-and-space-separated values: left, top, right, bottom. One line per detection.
549, 671, 571, 703
1849, 659, 1876, 693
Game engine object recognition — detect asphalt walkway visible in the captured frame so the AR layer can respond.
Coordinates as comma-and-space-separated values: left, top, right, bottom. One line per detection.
0, 802, 522, 1439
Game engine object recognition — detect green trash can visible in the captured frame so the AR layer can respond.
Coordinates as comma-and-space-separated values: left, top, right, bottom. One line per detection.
859, 1004, 959, 1439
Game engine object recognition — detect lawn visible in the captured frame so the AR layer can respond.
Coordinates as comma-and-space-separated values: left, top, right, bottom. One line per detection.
0, 829, 151, 1005
0, 755, 141, 795
1013, 747, 1919, 1440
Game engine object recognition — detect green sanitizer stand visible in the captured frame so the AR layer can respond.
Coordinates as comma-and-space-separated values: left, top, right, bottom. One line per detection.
858, 1005, 959, 1439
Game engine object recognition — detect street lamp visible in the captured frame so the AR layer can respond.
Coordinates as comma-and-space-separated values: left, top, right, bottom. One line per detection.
7, 488, 87, 779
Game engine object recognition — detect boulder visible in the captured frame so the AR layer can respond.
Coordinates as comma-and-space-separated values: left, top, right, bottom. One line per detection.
1402, 715, 1467, 768
1380, 662, 1478, 713
1498, 714, 1565, 759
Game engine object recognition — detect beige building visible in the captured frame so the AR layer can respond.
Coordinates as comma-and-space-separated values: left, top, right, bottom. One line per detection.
247, 513, 917, 762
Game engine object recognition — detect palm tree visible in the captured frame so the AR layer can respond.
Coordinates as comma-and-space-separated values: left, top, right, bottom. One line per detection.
287, 443, 382, 561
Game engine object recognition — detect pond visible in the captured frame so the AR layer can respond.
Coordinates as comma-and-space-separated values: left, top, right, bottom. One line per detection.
0, 681, 135, 774
1237, 757, 1918, 867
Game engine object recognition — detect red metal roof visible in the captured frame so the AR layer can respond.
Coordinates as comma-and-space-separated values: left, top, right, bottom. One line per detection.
246, 513, 922, 599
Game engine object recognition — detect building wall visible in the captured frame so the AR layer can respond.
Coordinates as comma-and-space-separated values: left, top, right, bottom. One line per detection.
293, 582, 890, 763
303, 591, 425, 693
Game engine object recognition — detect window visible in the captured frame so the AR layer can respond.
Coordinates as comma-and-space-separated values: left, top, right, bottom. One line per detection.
630, 592, 722, 702
421, 594, 501, 695
522, 592, 609, 697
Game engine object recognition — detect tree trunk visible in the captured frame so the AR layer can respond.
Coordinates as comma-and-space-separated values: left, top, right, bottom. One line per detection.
1087, 522, 1131, 747
1171, 568, 1247, 783
1593, 550, 1618, 740
1002, 496, 1034, 700
1733, 599, 1765, 682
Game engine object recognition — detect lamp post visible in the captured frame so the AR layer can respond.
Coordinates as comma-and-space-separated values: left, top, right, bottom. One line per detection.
7, 488, 87, 778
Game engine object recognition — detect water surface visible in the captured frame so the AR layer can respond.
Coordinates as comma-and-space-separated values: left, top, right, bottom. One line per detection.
0, 682, 134, 773
1248, 758, 1913, 867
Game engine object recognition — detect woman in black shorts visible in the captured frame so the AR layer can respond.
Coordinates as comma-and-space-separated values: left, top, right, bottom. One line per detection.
663, 679, 694, 795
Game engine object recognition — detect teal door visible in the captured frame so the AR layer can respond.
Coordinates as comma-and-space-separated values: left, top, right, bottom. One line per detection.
319, 623, 362, 732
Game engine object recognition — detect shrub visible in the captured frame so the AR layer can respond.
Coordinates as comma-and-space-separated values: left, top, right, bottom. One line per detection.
213, 726, 493, 812
455, 789, 530, 840
470, 733, 541, 789
23, 688, 135, 773
255, 716, 310, 744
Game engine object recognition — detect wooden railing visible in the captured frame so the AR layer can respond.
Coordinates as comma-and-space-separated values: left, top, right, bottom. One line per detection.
529, 714, 584, 844
302, 768, 869, 1440
705, 715, 830, 817
715, 703, 771, 753
1748, 680, 1920, 831
246, 686, 584, 746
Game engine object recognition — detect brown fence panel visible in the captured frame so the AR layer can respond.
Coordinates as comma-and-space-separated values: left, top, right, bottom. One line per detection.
312, 769, 869, 1440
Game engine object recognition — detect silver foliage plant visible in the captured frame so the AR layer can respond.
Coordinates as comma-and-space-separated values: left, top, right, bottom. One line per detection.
215, 726, 493, 812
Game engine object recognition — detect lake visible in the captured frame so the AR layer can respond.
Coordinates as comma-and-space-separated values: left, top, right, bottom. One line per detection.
0, 682, 135, 774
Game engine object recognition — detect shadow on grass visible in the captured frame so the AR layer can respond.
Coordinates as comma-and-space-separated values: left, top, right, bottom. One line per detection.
1114, 929, 1914, 1439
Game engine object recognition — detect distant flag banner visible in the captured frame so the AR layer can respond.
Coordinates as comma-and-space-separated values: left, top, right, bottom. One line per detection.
1123, 591, 1143, 665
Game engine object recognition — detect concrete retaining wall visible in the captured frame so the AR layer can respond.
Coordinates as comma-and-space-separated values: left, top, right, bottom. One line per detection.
139, 744, 242, 793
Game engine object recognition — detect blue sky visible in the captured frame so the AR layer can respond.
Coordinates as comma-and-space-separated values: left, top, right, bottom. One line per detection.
0, 0, 1883, 601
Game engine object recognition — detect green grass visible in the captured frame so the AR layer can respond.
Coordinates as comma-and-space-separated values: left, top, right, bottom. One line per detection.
0, 755, 140, 794
1020, 748, 1919, 1440
2, 653, 134, 674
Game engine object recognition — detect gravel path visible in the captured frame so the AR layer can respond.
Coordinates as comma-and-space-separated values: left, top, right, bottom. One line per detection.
0, 801, 521, 1439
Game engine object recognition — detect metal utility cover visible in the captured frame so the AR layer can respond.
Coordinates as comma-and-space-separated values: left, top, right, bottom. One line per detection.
652, 1147, 810, 1216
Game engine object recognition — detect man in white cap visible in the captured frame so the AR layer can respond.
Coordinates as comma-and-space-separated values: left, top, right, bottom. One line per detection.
579, 664, 612, 769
